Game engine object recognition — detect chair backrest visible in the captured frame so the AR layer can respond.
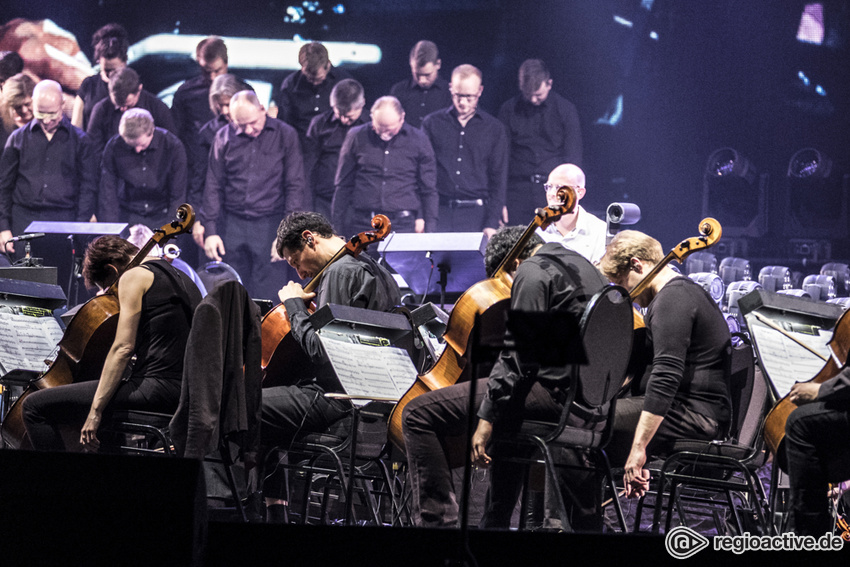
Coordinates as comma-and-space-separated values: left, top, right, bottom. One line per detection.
574, 285, 634, 409
727, 341, 769, 448
197, 261, 243, 293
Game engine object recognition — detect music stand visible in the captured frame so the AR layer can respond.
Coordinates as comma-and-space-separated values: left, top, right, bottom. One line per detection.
25, 221, 128, 307
378, 232, 487, 307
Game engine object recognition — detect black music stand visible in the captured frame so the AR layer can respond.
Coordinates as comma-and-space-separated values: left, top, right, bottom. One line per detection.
25, 221, 127, 307
378, 232, 487, 307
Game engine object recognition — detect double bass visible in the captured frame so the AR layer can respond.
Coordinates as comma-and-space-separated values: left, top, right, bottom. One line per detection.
762, 308, 850, 470
388, 187, 578, 452
1, 205, 195, 449
261, 214, 391, 387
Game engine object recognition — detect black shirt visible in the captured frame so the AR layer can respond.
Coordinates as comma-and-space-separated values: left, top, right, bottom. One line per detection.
276, 66, 352, 137
98, 127, 188, 221
202, 116, 307, 235
497, 91, 582, 177
87, 90, 177, 151
333, 122, 438, 229
282, 253, 401, 391
0, 117, 97, 231
188, 114, 228, 208
304, 109, 366, 199
389, 76, 453, 129
478, 243, 608, 423
171, 74, 215, 144
421, 107, 509, 228
642, 276, 732, 427
134, 259, 203, 381
76, 74, 109, 131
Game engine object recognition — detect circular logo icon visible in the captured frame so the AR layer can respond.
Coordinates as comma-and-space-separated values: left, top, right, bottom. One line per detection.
665, 526, 710, 559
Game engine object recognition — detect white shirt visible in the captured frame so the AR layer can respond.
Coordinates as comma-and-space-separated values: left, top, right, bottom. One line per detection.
536, 205, 607, 264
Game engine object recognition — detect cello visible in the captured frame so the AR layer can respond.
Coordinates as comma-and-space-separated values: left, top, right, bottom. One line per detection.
388, 187, 578, 452
0, 204, 195, 449
261, 214, 391, 387
762, 308, 850, 470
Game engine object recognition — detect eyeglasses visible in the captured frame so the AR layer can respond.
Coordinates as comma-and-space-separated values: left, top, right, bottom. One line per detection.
543, 183, 560, 193
451, 93, 479, 102
33, 109, 62, 121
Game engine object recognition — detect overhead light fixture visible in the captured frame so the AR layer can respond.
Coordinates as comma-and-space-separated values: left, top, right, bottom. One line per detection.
703, 148, 768, 238
784, 148, 849, 240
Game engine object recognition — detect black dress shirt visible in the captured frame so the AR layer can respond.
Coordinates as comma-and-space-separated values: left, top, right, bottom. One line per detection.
76, 74, 109, 130
0, 117, 97, 231
478, 243, 607, 424
421, 107, 509, 229
276, 66, 352, 137
304, 109, 366, 200
87, 90, 177, 150
171, 74, 215, 143
98, 127, 188, 222
333, 122, 438, 230
389, 77, 453, 129
497, 91, 582, 177
188, 114, 228, 208
202, 116, 307, 236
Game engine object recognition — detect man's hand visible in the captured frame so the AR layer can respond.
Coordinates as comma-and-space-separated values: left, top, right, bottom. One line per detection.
623, 447, 650, 499
278, 281, 316, 304
414, 218, 425, 233
80, 409, 102, 451
471, 419, 493, 467
790, 382, 821, 405
203, 235, 225, 261
483, 227, 497, 239
500, 206, 509, 226
0, 229, 14, 254
0, 19, 90, 91
192, 222, 205, 248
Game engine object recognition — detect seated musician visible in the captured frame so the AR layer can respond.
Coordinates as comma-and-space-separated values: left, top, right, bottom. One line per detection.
402, 225, 609, 530
784, 370, 850, 535
21, 234, 202, 451
598, 230, 732, 498
261, 211, 400, 520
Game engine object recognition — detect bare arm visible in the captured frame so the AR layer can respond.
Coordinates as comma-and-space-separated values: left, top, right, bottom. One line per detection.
71, 95, 84, 129
622, 410, 664, 498
79, 266, 153, 449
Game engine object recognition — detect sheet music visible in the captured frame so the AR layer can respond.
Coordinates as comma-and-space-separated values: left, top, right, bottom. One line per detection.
0, 312, 61, 374
319, 337, 418, 406
748, 318, 832, 398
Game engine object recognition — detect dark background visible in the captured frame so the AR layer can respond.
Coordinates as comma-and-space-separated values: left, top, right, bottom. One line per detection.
3, 0, 849, 258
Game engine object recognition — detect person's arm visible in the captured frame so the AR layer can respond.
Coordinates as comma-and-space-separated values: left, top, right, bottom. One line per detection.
79, 266, 153, 449
486, 121, 509, 232
0, 134, 21, 240
201, 130, 227, 260
416, 133, 438, 232
71, 95, 85, 129
332, 129, 358, 230
97, 138, 120, 222
168, 136, 189, 214
76, 132, 99, 222
281, 125, 308, 214
622, 410, 662, 498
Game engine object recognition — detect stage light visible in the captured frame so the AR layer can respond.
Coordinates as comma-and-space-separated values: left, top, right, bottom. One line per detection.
758, 266, 792, 293
703, 148, 768, 238
784, 148, 849, 240
802, 274, 836, 301
689, 272, 725, 304
684, 252, 716, 275
725, 280, 762, 322
718, 257, 751, 286
821, 262, 849, 295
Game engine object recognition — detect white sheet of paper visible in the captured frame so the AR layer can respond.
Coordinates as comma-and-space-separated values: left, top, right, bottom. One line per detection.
0, 312, 62, 374
319, 337, 418, 406
748, 319, 832, 398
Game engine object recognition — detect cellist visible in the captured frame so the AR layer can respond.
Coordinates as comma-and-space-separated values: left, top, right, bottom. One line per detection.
598, 230, 733, 500
784, 368, 850, 535
402, 225, 609, 530
21, 234, 202, 451
260, 211, 400, 521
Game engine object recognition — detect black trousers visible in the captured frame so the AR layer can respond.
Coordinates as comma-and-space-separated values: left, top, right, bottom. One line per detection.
259, 383, 351, 497
437, 203, 487, 232
505, 178, 546, 225
219, 212, 292, 302
402, 379, 602, 530
785, 401, 850, 536
21, 377, 181, 451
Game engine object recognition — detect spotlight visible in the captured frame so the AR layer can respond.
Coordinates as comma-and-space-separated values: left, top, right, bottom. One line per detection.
785, 148, 849, 240
802, 274, 836, 301
821, 262, 850, 296
758, 266, 792, 293
719, 257, 751, 286
689, 272, 725, 304
685, 252, 717, 275
725, 280, 762, 322
605, 202, 641, 246
703, 148, 769, 238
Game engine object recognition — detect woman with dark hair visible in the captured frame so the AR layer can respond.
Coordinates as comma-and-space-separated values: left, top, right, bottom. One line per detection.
20, 234, 202, 451
71, 23, 129, 130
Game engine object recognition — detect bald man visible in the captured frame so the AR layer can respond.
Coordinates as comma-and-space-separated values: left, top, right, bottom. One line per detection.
536, 163, 606, 263
197, 90, 307, 300
0, 80, 96, 272
332, 95, 437, 236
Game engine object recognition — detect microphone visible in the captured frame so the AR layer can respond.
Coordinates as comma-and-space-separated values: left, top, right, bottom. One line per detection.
8, 233, 46, 242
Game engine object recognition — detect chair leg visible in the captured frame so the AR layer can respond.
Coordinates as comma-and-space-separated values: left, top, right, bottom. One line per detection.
600, 450, 628, 532
219, 442, 248, 522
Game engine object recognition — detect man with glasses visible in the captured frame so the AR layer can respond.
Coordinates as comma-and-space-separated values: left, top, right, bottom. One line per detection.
198, 90, 307, 301
332, 95, 437, 236
422, 64, 508, 236
303, 78, 367, 220
0, 80, 97, 288
498, 59, 582, 225
390, 40, 452, 129
536, 163, 606, 263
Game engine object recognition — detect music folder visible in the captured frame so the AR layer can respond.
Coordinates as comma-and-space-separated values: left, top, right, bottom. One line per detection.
25, 221, 128, 236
